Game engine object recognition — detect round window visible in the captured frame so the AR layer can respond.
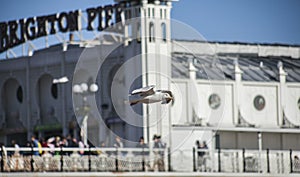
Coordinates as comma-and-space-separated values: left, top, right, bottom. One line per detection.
253, 95, 265, 111
208, 93, 221, 109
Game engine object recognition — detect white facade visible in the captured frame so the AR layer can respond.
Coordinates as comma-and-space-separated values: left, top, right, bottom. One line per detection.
170, 43, 300, 167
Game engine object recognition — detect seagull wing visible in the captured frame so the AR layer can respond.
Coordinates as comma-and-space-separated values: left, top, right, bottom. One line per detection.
131, 85, 155, 96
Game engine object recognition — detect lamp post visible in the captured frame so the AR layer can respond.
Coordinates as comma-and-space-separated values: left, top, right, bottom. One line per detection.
73, 83, 98, 146
258, 132, 263, 173
53, 76, 69, 136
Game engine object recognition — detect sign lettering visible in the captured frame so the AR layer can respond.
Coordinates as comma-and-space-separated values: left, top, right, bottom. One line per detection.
0, 3, 124, 53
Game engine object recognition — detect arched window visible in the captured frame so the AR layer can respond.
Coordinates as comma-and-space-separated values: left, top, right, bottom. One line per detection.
148, 8, 151, 17
161, 22, 166, 42
160, 9, 163, 19
152, 8, 155, 17
149, 22, 155, 42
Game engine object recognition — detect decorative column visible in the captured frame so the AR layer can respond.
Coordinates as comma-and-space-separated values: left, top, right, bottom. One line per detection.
234, 60, 243, 125
189, 60, 197, 80
188, 59, 200, 124
278, 62, 288, 127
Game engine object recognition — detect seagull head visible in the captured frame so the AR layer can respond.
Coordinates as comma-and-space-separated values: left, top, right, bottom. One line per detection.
162, 92, 174, 104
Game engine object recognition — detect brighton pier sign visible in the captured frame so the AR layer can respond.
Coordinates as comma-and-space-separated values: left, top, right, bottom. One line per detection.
0, 3, 124, 53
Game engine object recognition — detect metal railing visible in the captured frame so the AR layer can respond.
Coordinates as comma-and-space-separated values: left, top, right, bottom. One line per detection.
191, 148, 300, 174
0, 146, 170, 172
1, 146, 300, 174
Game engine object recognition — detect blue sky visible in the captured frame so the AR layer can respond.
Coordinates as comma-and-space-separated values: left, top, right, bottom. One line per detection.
172, 0, 300, 45
0, 0, 300, 45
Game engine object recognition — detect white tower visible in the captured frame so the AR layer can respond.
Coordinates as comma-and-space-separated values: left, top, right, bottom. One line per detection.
117, 0, 173, 144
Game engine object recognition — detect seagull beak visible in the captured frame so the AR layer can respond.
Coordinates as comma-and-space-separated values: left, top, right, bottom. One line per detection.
170, 96, 175, 105
166, 96, 174, 104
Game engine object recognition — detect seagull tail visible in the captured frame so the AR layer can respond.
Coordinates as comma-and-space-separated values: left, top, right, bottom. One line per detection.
130, 100, 139, 106
124, 100, 138, 105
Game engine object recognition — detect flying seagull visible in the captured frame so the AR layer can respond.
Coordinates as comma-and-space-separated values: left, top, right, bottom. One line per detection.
129, 85, 173, 106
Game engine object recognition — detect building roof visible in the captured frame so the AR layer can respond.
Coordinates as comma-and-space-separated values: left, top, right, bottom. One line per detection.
172, 40, 300, 58
171, 40, 300, 82
172, 52, 300, 82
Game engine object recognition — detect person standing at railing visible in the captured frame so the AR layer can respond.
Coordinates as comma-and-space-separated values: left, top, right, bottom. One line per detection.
40, 138, 48, 148
78, 139, 85, 155
46, 137, 56, 155
66, 137, 78, 155
21, 141, 32, 156
53, 136, 62, 156
66, 134, 73, 147
196, 140, 202, 170
153, 135, 166, 154
69, 137, 79, 148
31, 136, 40, 156
61, 137, 71, 155
114, 136, 126, 156
153, 135, 166, 171
136, 136, 150, 170
196, 140, 208, 172
9, 140, 20, 156
114, 136, 124, 148
136, 137, 149, 155
294, 155, 300, 171
136, 137, 148, 148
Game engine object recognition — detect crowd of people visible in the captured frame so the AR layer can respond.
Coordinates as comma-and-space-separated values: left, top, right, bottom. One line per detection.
4, 134, 167, 157
5, 135, 86, 157
2, 134, 168, 171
